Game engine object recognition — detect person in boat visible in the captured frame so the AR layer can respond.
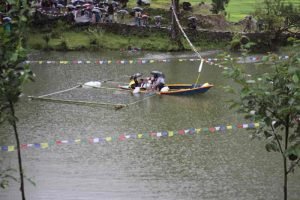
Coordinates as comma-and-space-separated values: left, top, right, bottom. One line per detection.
152, 73, 166, 91
129, 73, 143, 89
129, 76, 138, 89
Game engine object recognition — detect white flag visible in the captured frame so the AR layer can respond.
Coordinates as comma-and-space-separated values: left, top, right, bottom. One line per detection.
198, 59, 204, 72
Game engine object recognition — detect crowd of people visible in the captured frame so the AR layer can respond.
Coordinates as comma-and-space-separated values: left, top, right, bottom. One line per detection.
1, 0, 266, 37
129, 71, 167, 92
27, 0, 162, 27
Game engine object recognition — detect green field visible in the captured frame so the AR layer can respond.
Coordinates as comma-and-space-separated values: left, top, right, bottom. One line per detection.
226, 0, 300, 21
129, 0, 300, 22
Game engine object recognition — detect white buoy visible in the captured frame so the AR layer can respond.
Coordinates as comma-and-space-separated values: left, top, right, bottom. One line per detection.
83, 81, 102, 88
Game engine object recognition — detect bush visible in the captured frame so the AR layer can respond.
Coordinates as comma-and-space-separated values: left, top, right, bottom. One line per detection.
50, 30, 61, 39
287, 37, 300, 46
58, 38, 69, 50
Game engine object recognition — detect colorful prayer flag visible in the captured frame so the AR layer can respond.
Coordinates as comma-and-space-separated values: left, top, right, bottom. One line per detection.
8, 146, 15, 152
41, 143, 49, 149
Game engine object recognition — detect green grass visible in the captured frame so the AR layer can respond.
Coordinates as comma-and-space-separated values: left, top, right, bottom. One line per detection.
129, 0, 300, 22
28, 27, 226, 52
228, 0, 300, 21
27, 30, 172, 51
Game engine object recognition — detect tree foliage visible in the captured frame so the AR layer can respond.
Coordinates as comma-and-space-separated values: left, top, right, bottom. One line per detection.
210, 0, 229, 14
0, 0, 34, 199
0, 1, 34, 120
253, 0, 300, 32
223, 52, 300, 200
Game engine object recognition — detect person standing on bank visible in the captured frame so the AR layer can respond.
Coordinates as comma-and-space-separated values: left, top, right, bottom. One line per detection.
107, 3, 114, 23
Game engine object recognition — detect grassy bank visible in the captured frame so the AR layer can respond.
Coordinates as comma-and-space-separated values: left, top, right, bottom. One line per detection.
27, 27, 228, 52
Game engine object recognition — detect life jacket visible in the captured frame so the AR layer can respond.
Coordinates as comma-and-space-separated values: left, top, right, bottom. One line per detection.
129, 80, 135, 87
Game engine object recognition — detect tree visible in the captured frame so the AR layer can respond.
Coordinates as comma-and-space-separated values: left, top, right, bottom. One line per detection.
0, 0, 34, 199
210, 0, 229, 15
223, 52, 300, 200
253, 0, 300, 32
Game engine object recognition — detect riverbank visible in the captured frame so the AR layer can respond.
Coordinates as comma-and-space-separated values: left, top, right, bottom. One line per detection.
27, 24, 229, 52
27, 22, 300, 53
26, 0, 300, 53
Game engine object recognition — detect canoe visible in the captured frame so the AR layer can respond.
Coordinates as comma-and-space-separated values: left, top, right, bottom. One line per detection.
118, 83, 213, 95
160, 83, 213, 95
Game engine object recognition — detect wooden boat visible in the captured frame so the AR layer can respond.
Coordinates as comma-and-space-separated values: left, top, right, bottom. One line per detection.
119, 83, 213, 95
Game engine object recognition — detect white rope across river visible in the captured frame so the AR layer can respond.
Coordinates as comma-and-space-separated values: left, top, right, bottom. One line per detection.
171, 5, 205, 86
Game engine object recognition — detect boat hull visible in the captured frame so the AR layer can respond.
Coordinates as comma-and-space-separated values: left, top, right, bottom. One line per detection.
119, 83, 213, 95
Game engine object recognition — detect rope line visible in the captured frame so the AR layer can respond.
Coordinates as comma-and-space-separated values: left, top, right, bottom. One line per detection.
38, 85, 81, 98
171, 6, 202, 60
29, 96, 127, 108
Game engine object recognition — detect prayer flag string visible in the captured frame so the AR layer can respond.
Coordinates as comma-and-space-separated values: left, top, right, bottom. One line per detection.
24, 56, 289, 66
0, 122, 261, 152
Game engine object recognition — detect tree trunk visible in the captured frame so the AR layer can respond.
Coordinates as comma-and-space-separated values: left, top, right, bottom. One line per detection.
283, 117, 289, 200
9, 101, 26, 200
284, 154, 287, 200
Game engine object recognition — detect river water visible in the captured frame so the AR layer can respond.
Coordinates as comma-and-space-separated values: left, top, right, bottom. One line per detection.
0, 50, 299, 200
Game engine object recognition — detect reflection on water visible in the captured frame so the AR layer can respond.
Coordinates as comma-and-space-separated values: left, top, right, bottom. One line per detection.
0, 50, 299, 200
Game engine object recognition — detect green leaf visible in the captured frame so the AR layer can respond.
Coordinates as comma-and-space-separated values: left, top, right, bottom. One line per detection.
6, 0, 15, 5
264, 131, 272, 138
292, 74, 299, 83
285, 143, 300, 157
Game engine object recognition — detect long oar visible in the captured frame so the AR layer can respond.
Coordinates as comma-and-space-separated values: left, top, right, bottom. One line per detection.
194, 59, 204, 88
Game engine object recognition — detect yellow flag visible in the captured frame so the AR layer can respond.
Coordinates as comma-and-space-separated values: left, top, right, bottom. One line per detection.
168, 131, 174, 137
138, 134, 143, 139
254, 123, 260, 127
150, 60, 154, 63
106, 137, 112, 142
41, 143, 49, 149
108, 60, 112, 64
195, 128, 201, 133
74, 139, 81, 143
129, 60, 133, 64
226, 126, 233, 130
8, 146, 15, 152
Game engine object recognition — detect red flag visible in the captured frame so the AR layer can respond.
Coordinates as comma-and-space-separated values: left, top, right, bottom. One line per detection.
118, 134, 126, 141
56, 140, 62, 144
209, 127, 216, 132
237, 124, 243, 128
